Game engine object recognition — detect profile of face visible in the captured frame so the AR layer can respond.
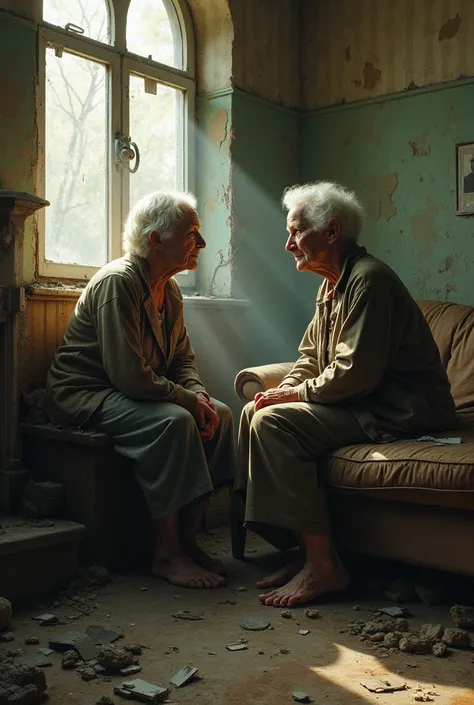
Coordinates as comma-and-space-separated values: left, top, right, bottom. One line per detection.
285, 208, 340, 274
150, 207, 206, 273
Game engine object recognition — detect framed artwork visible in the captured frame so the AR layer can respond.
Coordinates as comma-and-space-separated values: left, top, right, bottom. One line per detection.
456, 142, 474, 216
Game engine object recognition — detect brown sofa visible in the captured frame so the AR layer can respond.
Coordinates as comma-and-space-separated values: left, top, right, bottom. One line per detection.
233, 300, 474, 576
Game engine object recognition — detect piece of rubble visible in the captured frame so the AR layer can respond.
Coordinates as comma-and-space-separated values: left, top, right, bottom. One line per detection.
299, 629, 310, 636
442, 628, 471, 648
415, 583, 446, 606
0, 632, 14, 643
383, 632, 403, 648
226, 642, 248, 651
121, 677, 169, 703
399, 636, 431, 654
237, 586, 247, 592
305, 609, 320, 620
281, 610, 293, 619
240, 617, 270, 631
25, 637, 40, 645
384, 578, 415, 603
33, 613, 58, 626
74, 635, 98, 662
0, 662, 47, 704
62, 649, 79, 669
361, 679, 407, 693
450, 605, 474, 630
124, 644, 143, 655
419, 624, 445, 644
279, 648, 290, 655
97, 644, 136, 671
94, 664, 107, 674
81, 667, 97, 681
87, 625, 122, 644
38, 647, 54, 656
377, 606, 409, 618
172, 611, 203, 621
169, 665, 199, 687
292, 692, 312, 702
121, 664, 143, 676
96, 697, 115, 705
48, 631, 85, 651
13, 650, 52, 667
432, 642, 448, 658
0, 597, 12, 632
370, 632, 385, 643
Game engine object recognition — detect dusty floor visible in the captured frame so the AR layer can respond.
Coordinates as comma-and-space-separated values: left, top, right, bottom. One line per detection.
6, 530, 474, 705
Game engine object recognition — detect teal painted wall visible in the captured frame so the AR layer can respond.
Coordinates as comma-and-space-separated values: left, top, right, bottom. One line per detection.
231, 90, 314, 367
301, 80, 474, 305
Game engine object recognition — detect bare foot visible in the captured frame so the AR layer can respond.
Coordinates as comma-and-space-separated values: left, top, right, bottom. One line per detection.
255, 560, 303, 589
183, 539, 227, 576
152, 553, 226, 589
259, 559, 349, 607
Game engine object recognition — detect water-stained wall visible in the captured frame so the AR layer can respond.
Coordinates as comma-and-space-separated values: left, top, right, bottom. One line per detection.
302, 0, 474, 110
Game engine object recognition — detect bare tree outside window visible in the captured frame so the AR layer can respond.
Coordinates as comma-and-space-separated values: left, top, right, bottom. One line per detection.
43, 0, 111, 43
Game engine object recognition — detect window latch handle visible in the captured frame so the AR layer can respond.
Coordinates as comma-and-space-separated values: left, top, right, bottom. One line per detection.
114, 134, 140, 174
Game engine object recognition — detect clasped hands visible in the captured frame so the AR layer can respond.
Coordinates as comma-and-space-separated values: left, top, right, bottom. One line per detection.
195, 392, 219, 442
254, 384, 299, 410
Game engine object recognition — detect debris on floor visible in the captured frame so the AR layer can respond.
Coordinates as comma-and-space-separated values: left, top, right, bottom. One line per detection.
377, 606, 410, 618
172, 610, 203, 621
361, 679, 408, 693
281, 610, 292, 619
114, 677, 169, 703
450, 604, 474, 629
169, 665, 199, 687
304, 609, 320, 620
32, 613, 58, 626
226, 642, 248, 651
240, 616, 270, 631
292, 691, 312, 702
442, 628, 471, 648
298, 629, 310, 636
0, 661, 48, 704
96, 643, 138, 671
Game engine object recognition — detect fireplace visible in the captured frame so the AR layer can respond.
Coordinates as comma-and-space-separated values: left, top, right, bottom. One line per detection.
0, 190, 49, 511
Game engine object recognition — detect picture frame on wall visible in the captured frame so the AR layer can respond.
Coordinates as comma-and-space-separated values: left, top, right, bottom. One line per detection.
456, 142, 474, 216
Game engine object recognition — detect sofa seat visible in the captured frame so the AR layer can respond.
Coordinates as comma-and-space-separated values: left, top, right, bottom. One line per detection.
326, 423, 474, 510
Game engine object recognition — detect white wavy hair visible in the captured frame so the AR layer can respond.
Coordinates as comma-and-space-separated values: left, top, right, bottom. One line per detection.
282, 181, 365, 241
122, 191, 197, 258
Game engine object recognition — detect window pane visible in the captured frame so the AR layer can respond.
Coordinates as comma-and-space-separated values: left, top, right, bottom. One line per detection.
43, 0, 111, 44
127, 0, 181, 68
129, 74, 182, 209
45, 48, 108, 267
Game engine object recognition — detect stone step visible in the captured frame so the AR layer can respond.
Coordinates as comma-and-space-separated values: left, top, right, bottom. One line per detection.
0, 516, 85, 603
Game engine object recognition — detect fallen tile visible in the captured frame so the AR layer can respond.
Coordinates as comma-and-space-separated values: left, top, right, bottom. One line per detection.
48, 631, 85, 651
13, 650, 52, 667
172, 610, 203, 621
361, 679, 407, 694
74, 635, 98, 662
299, 630, 310, 636
121, 678, 170, 703
292, 693, 312, 703
240, 617, 270, 631
86, 625, 122, 644
377, 606, 410, 618
33, 613, 58, 625
169, 665, 199, 687
226, 642, 248, 651
39, 647, 54, 656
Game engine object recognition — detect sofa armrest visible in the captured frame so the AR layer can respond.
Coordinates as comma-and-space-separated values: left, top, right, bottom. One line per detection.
234, 362, 295, 402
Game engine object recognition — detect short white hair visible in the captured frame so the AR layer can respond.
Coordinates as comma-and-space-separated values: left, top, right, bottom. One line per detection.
282, 181, 365, 241
122, 191, 197, 258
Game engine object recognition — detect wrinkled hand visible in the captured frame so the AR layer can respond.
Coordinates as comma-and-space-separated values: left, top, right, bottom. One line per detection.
195, 393, 219, 442
254, 386, 299, 411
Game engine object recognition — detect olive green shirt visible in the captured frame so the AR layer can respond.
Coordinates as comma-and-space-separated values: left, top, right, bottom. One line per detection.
46, 254, 206, 427
281, 244, 456, 441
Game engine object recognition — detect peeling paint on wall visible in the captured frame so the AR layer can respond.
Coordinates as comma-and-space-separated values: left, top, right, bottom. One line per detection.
438, 13, 462, 41
363, 174, 398, 221
363, 62, 382, 91
410, 200, 439, 256
438, 256, 454, 273
408, 133, 431, 157
208, 109, 229, 148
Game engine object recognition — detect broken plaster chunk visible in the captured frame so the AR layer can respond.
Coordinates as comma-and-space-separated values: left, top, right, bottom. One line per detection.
0, 597, 12, 632
226, 642, 248, 651
292, 692, 312, 702
383, 632, 403, 649
299, 629, 310, 636
419, 624, 445, 644
124, 644, 143, 655
432, 642, 449, 658
25, 637, 40, 645
169, 665, 199, 687
172, 610, 203, 621
399, 636, 431, 654
304, 609, 320, 620
450, 605, 474, 630
96, 643, 136, 671
281, 610, 293, 619
81, 666, 97, 681
442, 628, 471, 648
240, 616, 270, 631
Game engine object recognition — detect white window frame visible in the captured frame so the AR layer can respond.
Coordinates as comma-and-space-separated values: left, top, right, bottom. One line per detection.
37, 0, 196, 287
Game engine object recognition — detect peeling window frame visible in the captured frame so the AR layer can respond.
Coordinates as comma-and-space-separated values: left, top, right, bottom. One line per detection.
36, 0, 196, 288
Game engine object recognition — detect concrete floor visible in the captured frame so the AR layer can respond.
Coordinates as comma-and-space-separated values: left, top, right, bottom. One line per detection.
7, 530, 474, 705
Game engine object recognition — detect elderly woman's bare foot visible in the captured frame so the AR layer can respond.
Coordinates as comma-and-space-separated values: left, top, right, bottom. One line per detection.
259, 560, 349, 607
183, 538, 226, 576
255, 560, 303, 589
152, 554, 225, 589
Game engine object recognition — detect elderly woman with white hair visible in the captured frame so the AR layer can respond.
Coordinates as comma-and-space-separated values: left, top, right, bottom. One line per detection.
235, 181, 456, 607
46, 191, 235, 590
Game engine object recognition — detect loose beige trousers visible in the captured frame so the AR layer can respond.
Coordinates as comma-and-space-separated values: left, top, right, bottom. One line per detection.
235, 401, 369, 547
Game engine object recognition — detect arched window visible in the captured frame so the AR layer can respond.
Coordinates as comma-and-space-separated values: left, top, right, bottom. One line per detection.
39, 0, 195, 284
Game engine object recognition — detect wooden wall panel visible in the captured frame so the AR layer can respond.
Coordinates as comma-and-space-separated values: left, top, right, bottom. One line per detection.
23, 290, 79, 390
302, 0, 473, 109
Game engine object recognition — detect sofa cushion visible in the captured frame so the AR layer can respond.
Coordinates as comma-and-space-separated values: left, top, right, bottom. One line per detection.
326, 428, 474, 496
418, 300, 474, 411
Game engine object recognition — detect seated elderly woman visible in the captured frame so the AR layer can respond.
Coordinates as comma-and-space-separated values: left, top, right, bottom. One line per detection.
236, 181, 456, 607
46, 191, 235, 590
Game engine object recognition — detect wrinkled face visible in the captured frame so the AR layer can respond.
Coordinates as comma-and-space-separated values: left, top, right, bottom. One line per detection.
285, 208, 330, 273
152, 207, 206, 272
